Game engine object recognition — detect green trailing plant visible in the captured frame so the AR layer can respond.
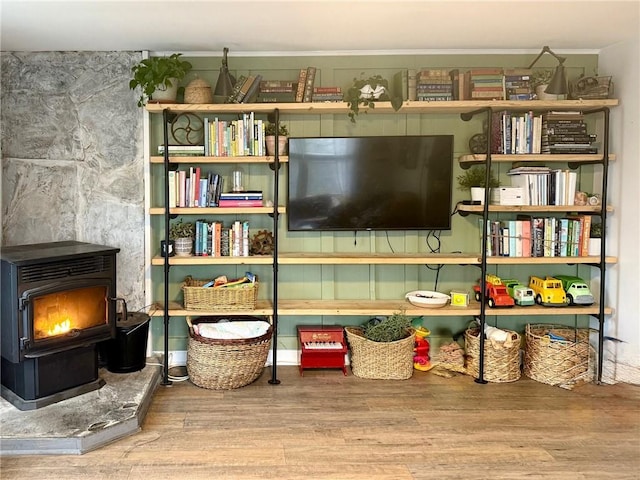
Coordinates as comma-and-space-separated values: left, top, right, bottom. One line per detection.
169, 220, 195, 240
363, 312, 412, 342
265, 122, 289, 136
345, 73, 403, 123
129, 53, 193, 107
456, 165, 500, 191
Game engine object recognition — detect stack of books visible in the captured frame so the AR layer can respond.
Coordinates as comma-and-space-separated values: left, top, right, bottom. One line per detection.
157, 145, 204, 156
503, 69, 535, 100
257, 80, 296, 103
469, 68, 504, 100
416, 69, 452, 101
218, 191, 263, 207
541, 112, 598, 154
311, 86, 342, 102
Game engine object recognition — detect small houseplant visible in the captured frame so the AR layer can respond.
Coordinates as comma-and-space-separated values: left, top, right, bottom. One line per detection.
129, 53, 193, 107
264, 122, 289, 156
345, 73, 403, 123
530, 69, 557, 100
169, 220, 195, 256
456, 165, 500, 204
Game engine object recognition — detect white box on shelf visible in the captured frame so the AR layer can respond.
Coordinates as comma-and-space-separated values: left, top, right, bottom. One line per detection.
490, 187, 524, 206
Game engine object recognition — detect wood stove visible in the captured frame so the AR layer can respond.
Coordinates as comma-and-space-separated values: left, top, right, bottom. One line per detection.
1, 241, 120, 410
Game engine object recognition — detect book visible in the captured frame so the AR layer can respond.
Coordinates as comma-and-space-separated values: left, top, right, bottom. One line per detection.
303, 66, 316, 103
226, 75, 247, 103
242, 74, 262, 103
393, 69, 409, 101
234, 75, 256, 103
219, 191, 263, 200
295, 68, 307, 102
218, 199, 263, 207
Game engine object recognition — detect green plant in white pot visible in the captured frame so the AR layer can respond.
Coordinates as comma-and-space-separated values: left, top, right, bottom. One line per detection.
456, 165, 500, 204
169, 220, 195, 256
129, 53, 192, 107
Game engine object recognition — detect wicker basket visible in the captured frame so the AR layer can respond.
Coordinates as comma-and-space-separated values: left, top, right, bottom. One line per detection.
186, 316, 272, 389
184, 77, 213, 104
345, 327, 415, 380
524, 324, 594, 389
182, 276, 258, 311
464, 327, 521, 383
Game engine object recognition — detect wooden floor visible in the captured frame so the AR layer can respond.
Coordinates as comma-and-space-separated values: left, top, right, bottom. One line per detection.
2, 366, 639, 479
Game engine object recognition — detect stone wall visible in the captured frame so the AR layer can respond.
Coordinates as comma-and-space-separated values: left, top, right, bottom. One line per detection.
1, 51, 146, 309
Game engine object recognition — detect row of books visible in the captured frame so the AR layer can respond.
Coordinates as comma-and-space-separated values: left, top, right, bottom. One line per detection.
227, 74, 263, 104
482, 215, 593, 258
507, 167, 578, 206
193, 220, 251, 257
167, 169, 223, 208
541, 111, 598, 154
203, 113, 266, 157
395, 68, 537, 102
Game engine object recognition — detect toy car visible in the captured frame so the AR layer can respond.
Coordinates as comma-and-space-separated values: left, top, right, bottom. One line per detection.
502, 279, 535, 306
473, 276, 515, 308
553, 275, 595, 306
529, 276, 568, 306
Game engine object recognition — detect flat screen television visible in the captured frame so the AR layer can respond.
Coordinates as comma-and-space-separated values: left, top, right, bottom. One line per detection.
287, 135, 454, 231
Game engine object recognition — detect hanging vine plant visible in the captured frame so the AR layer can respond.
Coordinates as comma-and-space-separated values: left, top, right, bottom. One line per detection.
345, 73, 403, 123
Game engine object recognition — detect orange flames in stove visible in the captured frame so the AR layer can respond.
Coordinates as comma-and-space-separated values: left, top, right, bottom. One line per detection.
46, 317, 72, 336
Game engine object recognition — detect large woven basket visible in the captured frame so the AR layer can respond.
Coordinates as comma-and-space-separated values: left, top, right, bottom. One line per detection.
524, 323, 594, 389
182, 276, 258, 311
345, 327, 415, 380
186, 316, 272, 389
465, 327, 521, 383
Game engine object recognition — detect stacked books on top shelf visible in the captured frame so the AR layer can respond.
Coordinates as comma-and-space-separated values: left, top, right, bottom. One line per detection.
218, 191, 263, 207
541, 111, 598, 154
257, 80, 297, 103
503, 69, 535, 100
227, 74, 263, 104
294, 66, 317, 102
468, 68, 504, 100
311, 86, 343, 103
204, 113, 265, 157
416, 69, 453, 101
507, 166, 577, 206
481, 215, 592, 258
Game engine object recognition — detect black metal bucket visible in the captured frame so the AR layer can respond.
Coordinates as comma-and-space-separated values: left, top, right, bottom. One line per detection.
102, 299, 150, 373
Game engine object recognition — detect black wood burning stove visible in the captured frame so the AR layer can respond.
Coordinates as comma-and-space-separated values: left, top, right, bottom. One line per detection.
1, 241, 120, 410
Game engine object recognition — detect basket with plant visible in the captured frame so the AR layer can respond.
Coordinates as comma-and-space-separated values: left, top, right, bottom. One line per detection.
345, 312, 416, 379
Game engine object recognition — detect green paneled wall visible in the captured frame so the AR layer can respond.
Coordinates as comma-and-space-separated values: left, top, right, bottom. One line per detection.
149, 52, 600, 353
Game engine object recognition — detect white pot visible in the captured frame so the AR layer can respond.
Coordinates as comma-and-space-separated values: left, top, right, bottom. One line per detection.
535, 84, 564, 101
151, 78, 179, 103
470, 187, 485, 205
174, 237, 193, 256
588, 238, 602, 256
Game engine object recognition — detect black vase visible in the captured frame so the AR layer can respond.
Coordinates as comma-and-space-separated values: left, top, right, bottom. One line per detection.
160, 240, 175, 257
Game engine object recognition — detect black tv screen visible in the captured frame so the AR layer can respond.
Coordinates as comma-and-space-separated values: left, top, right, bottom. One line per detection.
287, 135, 454, 231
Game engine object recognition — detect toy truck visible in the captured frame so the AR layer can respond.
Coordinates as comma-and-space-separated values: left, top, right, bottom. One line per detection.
553, 275, 595, 306
473, 275, 515, 308
529, 276, 568, 306
502, 278, 535, 306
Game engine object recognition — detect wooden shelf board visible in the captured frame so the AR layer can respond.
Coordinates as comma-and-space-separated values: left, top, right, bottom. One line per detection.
277, 252, 480, 265
146, 99, 618, 115
149, 206, 284, 215
150, 300, 274, 316
150, 155, 288, 164
459, 153, 615, 164
457, 204, 612, 213
151, 255, 274, 265
150, 300, 611, 317
486, 255, 617, 265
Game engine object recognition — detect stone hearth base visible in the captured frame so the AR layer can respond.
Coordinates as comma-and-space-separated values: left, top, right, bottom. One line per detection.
0, 361, 160, 455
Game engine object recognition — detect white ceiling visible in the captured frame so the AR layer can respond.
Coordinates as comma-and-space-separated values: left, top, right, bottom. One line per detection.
1, 0, 639, 54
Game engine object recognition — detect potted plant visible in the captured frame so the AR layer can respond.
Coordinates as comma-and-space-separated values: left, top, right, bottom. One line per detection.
345, 73, 403, 123
264, 122, 289, 156
169, 220, 195, 256
530, 69, 556, 100
129, 53, 193, 107
456, 165, 500, 204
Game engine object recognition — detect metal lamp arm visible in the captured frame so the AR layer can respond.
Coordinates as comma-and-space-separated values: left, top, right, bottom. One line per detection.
528, 46, 566, 69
